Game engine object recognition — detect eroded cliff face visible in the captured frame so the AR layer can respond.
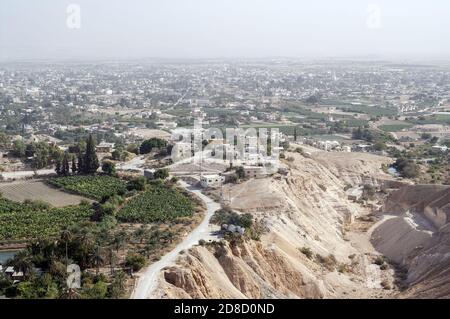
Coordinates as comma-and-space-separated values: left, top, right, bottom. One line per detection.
371, 185, 450, 299
150, 150, 450, 299
401, 224, 450, 299
150, 151, 398, 299
161, 241, 324, 299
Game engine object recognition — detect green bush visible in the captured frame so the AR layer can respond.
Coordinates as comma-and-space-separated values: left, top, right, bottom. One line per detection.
211, 208, 253, 229
82, 281, 108, 299
140, 138, 167, 154
374, 256, 385, 266
299, 247, 313, 259
125, 252, 146, 272
154, 168, 169, 180
101, 161, 116, 175
315, 254, 337, 271
393, 157, 420, 179
126, 177, 147, 191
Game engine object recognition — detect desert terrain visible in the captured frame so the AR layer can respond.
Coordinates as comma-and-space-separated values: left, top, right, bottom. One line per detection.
135, 148, 450, 299
145, 150, 394, 298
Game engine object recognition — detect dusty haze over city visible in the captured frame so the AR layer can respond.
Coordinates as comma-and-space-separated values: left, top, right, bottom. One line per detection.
1, 0, 450, 61
0, 0, 450, 305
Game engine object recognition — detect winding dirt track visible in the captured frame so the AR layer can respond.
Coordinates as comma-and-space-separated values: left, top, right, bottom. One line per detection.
130, 181, 220, 299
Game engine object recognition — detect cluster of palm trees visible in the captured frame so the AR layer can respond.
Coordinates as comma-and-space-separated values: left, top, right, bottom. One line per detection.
134, 225, 175, 259
3, 220, 176, 299
4, 222, 121, 298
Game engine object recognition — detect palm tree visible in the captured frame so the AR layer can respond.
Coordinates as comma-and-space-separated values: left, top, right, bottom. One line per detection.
90, 245, 104, 276
107, 247, 117, 275
38, 238, 57, 260
112, 231, 128, 253
133, 226, 147, 244
109, 271, 126, 299
114, 271, 126, 290
60, 228, 72, 268
142, 242, 156, 258
148, 229, 162, 243
96, 227, 112, 243
9, 250, 34, 277
78, 229, 94, 269
160, 231, 174, 244
29, 240, 42, 256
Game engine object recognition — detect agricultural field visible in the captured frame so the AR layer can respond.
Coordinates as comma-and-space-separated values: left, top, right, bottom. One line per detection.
337, 105, 398, 117
379, 124, 414, 132
407, 114, 450, 125
48, 175, 127, 200
0, 180, 91, 207
339, 118, 369, 127
117, 184, 194, 223
240, 123, 298, 135
238, 123, 327, 136
320, 100, 398, 117
132, 128, 171, 140
0, 199, 93, 240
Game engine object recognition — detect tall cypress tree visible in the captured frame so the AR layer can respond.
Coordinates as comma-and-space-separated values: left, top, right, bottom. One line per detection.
55, 159, 62, 175
62, 153, 70, 176
77, 150, 84, 174
71, 157, 77, 174
83, 135, 99, 174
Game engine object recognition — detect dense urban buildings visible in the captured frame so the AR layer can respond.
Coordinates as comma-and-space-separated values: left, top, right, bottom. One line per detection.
1, 0, 450, 305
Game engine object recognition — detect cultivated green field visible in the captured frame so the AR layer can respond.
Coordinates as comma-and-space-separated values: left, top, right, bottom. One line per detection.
407, 114, 450, 125
0, 198, 93, 240
117, 184, 194, 223
48, 175, 127, 200
379, 124, 414, 132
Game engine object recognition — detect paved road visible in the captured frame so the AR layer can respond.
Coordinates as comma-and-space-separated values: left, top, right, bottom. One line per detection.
130, 181, 221, 299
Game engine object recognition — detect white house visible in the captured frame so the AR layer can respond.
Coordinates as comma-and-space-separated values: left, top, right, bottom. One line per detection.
200, 174, 225, 188
243, 166, 268, 179
432, 145, 448, 152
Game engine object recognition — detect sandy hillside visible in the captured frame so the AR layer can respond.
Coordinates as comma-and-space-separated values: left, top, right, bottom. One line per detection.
150, 150, 400, 299
371, 185, 450, 298
145, 149, 450, 299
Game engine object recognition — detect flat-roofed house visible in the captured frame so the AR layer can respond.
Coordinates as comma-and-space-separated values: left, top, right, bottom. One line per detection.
243, 166, 268, 179
96, 141, 115, 153
200, 174, 225, 188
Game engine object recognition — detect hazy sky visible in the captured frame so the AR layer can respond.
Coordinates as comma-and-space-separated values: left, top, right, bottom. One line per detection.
1, 0, 449, 61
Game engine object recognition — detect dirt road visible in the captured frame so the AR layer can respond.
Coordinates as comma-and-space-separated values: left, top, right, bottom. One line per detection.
117, 155, 145, 171
130, 181, 221, 299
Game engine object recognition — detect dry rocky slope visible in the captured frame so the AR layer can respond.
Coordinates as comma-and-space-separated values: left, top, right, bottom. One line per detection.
372, 184, 450, 298
149, 149, 449, 299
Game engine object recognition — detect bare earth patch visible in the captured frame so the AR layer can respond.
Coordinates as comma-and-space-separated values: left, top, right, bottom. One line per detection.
0, 180, 92, 207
